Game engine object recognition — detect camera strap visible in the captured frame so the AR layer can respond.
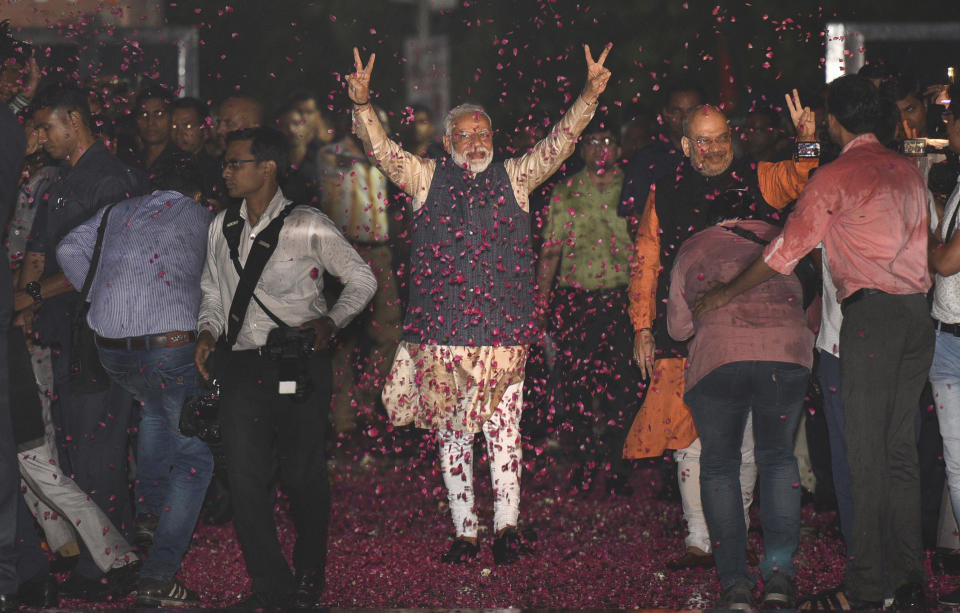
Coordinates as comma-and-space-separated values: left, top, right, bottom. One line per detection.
222, 202, 298, 347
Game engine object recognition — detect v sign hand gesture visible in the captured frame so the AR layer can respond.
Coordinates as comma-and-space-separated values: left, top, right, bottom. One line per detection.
347, 47, 376, 105
785, 88, 816, 142
583, 43, 613, 104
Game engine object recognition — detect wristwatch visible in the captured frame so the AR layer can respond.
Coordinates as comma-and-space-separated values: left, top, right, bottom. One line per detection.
24, 281, 42, 303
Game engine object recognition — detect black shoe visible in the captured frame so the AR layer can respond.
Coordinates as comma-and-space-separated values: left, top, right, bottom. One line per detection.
17, 572, 58, 608
939, 586, 960, 608
440, 538, 479, 564
491, 527, 532, 565
58, 572, 111, 601
720, 582, 754, 611
893, 582, 926, 609
0, 594, 15, 613
761, 571, 795, 609
61, 560, 141, 601
134, 514, 158, 549
292, 569, 325, 609
135, 578, 200, 608
105, 559, 142, 595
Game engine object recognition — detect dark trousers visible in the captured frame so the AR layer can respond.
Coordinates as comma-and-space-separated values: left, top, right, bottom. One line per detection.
839, 292, 933, 601
0, 320, 18, 592
220, 348, 331, 594
49, 341, 134, 579
549, 287, 640, 470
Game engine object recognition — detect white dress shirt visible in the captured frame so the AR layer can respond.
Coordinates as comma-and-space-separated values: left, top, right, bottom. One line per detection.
198, 188, 377, 350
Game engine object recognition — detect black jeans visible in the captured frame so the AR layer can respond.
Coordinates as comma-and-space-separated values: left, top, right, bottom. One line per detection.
220, 348, 332, 594
839, 292, 933, 602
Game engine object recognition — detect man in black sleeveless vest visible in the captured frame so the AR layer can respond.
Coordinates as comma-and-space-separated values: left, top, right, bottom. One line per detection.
349, 44, 611, 564
623, 99, 819, 569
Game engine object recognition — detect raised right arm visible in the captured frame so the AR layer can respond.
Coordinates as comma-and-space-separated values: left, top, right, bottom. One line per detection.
347, 47, 435, 211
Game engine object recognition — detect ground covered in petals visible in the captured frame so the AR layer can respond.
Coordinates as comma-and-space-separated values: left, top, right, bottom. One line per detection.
59, 459, 956, 609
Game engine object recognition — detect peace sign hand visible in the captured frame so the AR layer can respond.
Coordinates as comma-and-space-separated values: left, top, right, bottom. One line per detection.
785, 88, 816, 142
346, 47, 376, 105
583, 43, 613, 103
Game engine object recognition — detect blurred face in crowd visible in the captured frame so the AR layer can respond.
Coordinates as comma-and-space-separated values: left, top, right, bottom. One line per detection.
895, 93, 927, 137
743, 112, 779, 161
443, 111, 493, 174
946, 107, 960, 153
293, 96, 321, 141
216, 98, 261, 150
222, 138, 272, 199
34, 107, 80, 161
682, 107, 734, 177
277, 108, 308, 147
414, 110, 435, 145
172, 106, 207, 155
136, 97, 171, 146
580, 130, 620, 173
663, 90, 703, 142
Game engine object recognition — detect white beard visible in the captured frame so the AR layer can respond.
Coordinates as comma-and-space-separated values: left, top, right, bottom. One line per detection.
451, 147, 493, 174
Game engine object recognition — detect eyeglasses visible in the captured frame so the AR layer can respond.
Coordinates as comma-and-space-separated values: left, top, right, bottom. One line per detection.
451, 129, 493, 143
172, 122, 201, 131
221, 158, 257, 171
585, 136, 615, 147
692, 133, 732, 147
138, 109, 167, 121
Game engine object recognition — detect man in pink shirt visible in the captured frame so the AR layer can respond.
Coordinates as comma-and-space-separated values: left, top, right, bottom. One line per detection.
668, 209, 813, 610
696, 74, 932, 609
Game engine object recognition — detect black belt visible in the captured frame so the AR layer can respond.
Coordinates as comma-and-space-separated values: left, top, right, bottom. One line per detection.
840, 288, 887, 315
95, 331, 196, 351
936, 320, 960, 337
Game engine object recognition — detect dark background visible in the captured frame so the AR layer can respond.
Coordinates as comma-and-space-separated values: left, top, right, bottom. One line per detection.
157, 0, 960, 128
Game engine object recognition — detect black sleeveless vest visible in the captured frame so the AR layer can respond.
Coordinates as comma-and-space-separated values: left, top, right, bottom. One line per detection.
651, 158, 777, 358
402, 158, 536, 346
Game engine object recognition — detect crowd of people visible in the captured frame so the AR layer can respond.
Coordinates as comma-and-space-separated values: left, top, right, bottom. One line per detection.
1, 16, 960, 612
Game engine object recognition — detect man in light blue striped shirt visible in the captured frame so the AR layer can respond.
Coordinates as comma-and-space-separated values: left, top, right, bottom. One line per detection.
57, 153, 214, 607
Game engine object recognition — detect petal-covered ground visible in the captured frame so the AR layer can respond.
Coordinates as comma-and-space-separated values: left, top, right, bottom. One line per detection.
54, 454, 958, 610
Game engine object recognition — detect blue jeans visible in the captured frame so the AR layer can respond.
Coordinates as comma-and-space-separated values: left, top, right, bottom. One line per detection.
98, 342, 213, 582
685, 360, 808, 590
817, 351, 854, 565
931, 330, 960, 533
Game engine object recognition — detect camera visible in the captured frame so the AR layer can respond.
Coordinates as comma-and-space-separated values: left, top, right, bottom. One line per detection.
180, 378, 222, 444
264, 326, 316, 402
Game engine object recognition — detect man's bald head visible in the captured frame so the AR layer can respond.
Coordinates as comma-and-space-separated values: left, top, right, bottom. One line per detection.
681, 105, 734, 177
216, 94, 264, 149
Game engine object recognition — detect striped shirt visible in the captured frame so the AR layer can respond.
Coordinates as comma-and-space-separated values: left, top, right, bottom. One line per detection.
57, 189, 214, 338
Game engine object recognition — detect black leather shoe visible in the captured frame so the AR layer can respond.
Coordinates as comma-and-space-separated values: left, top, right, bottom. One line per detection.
60, 559, 141, 601
440, 538, 479, 564
18, 572, 58, 608
893, 582, 926, 609
0, 594, 16, 613
492, 527, 532, 565
292, 569, 325, 609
